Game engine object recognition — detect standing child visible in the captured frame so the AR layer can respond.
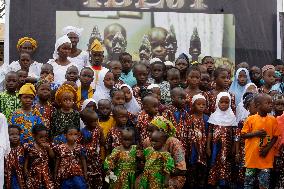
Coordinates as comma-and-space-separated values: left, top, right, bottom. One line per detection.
104, 128, 138, 189
119, 52, 137, 87
200, 72, 211, 92
65, 65, 79, 84
80, 108, 104, 188
39, 63, 60, 91
249, 66, 262, 88
242, 93, 280, 189
175, 53, 190, 88
50, 84, 80, 143
93, 69, 114, 103
111, 88, 126, 106
165, 68, 181, 105
272, 94, 284, 117
259, 65, 275, 94
24, 124, 55, 189
207, 92, 237, 188
146, 84, 166, 114
54, 127, 88, 189
5, 125, 25, 189
120, 84, 141, 115
109, 60, 124, 89
17, 69, 28, 90
0, 71, 21, 119
9, 83, 43, 144
201, 56, 215, 81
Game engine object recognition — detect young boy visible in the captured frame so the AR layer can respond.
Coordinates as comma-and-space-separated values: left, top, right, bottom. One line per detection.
76, 67, 94, 110
0, 71, 21, 119
65, 65, 79, 84
108, 60, 124, 89
164, 68, 181, 105
119, 52, 137, 87
17, 69, 28, 90
242, 93, 280, 189
40, 63, 60, 91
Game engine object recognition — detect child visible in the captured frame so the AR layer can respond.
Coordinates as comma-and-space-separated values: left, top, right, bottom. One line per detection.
97, 99, 116, 139
0, 71, 21, 119
34, 80, 53, 130
65, 65, 79, 84
104, 127, 137, 189
5, 125, 25, 189
259, 65, 275, 94
132, 63, 150, 105
146, 84, 166, 114
50, 84, 80, 143
201, 56, 215, 80
139, 129, 175, 189
79, 98, 97, 129
119, 52, 137, 87
80, 108, 104, 188
76, 67, 94, 110
93, 69, 114, 102
164, 68, 181, 105
200, 72, 211, 92
137, 95, 159, 142
39, 63, 60, 91
175, 53, 190, 88
120, 84, 141, 115
54, 127, 88, 189
188, 94, 209, 188
272, 94, 284, 117
109, 60, 124, 89
242, 93, 280, 189
249, 66, 262, 88
9, 83, 43, 144
17, 69, 28, 90
272, 59, 284, 75
24, 124, 55, 188
207, 92, 237, 188
111, 88, 126, 106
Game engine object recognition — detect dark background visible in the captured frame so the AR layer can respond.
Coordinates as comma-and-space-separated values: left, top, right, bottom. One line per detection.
9, 0, 277, 67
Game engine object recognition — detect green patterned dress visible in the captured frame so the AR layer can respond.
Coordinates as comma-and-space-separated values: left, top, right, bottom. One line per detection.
104, 145, 137, 189
139, 147, 175, 189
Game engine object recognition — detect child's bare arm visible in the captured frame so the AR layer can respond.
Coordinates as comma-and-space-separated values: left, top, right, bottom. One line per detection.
242, 129, 267, 139
80, 156, 88, 180
260, 136, 278, 158
24, 156, 29, 176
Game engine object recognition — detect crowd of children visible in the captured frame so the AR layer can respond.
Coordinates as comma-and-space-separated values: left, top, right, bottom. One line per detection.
0, 27, 284, 189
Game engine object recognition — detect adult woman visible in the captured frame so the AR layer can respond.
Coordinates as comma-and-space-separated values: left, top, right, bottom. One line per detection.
47, 35, 78, 85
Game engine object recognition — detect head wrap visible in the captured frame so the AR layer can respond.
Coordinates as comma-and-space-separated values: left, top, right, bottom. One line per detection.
62, 26, 84, 37
150, 58, 162, 64
262, 65, 275, 75
19, 83, 36, 96
176, 53, 189, 64
90, 39, 104, 52
53, 35, 72, 60
17, 37, 38, 51
119, 84, 141, 115
147, 84, 160, 90
92, 69, 111, 103
150, 116, 176, 137
80, 99, 97, 129
55, 84, 77, 104
191, 94, 206, 104
164, 61, 174, 67
208, 92, 237, 126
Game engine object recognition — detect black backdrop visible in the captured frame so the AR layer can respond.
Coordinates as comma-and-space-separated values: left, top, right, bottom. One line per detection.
9, 0, 277, 67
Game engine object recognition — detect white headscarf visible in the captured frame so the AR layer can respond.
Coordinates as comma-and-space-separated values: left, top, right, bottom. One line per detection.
0, 113, 10, 188
80, 99, 97, 129
208, 92, 237, 126
150, 58, 162, 64
53, 35, 72, 60
192, 94, 206, 104
62, 26, 84, 37
119, 84, 141, 115
147, 84, 160, 90
93, 69, 111, 103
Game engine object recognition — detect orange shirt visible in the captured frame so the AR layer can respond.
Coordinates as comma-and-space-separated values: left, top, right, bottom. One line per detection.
242, 114, 280, 169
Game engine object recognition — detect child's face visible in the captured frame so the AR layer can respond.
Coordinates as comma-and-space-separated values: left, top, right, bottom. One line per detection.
98, 100, 112, 118
8, 128, 20, 146
20, 41, 34, 54
151, 130, 166, 151
144, 98, 159, 116
103, 72, 115, 89
90, 51, 104, 66
134, 67, 148, 85
175, 59, 188, 73
109, 61, 122, 79
5, 73, 18, 92
258, 96, 273, 114
20, 94, 34, 109
58, 43, 71, 58
86, 102, 97, 111
65, 67, 79, 82
80, 69, 94, 86
17, 71, 28, 86
151, 88, 161, 101
274, 99, 284, 114
187, 70, 201, 88
66, 129, 79, 144
121, 132, 134, 149
151, 63, 165, 81
112, 91, 126, 106
40, 67, 53, 80
33, 130, 48, 144
193, 98, 206, 113
171, 89, 186, 109
19, 53, 31, 70
121, 55, 132, 74
275, 65, 284, 75
246, 85, 258, 94
121, 86, 132, 103
60, 92, 75, 110
215, 71, 230, 89
200, 73, 210, 91
218, 96, 230, 111
86, 113, 99, 129
114, 109, 128, 126
37, 83, 51, 101
250, 66, 261, 81
247, 100, 257, 115
202, 57, 214, 73
237, 70, 248, 86
167, 72, 180, 89
263, 69, 275, 86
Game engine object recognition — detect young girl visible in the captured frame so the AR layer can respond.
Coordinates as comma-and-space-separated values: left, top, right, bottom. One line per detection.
50, 84, 80, 144
24, 124, 55, 188
139, 129, 175, 189
80, 108, 104, 188
165, 68, 181, 105
80, 98, 97, 129
273, 94, 284, 117
188, 94, 209, 188
146, 84, 166, 114
54, 127, 88, 189
120, 84, 141, 115
109, 60, 124, 89
175, 53, 190, 88
5, 125, 25, 189
259, 65, 275, 94
111, 88, 126, 106
207, 92, 237, 188
93, 69, 114, 102
17, 69, 28, 90
104, 128, 138, 189
65, 66, 79, 86
9, 83, 43, 144
229, 68, 251, 106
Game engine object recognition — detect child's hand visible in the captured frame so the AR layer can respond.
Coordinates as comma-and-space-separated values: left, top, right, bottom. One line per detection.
259, 146, 270, 158
254, 129, 267, 137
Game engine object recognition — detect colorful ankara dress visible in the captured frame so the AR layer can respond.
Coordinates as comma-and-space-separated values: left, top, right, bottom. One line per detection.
132, 83, 150, 106
24, 143, 54, 189
148, 78, 171, 105
104, 145, 137, 189
235, 120, 246, 186
9, 109, 43, 144
114, 79, 125, 89
80, 127, 103, 188
106, 126, 123, 153
4, 145, 25, 189
33, 102, 54, 130
0, 91, 21, 119
136, 111, 155, 142
207, 90, 236, 114
139, 147, 174, 189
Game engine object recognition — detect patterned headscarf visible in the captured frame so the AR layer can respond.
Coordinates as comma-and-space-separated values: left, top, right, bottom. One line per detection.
17, 37, 38, 51
55, 84, 77, 104
262, 65, 275, 75
90, 39, 104, 52
150, 116, 176, 137
19, 83, 36, 96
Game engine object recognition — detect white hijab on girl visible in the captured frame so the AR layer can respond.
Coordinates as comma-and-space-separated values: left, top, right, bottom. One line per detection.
119, 84, 141, 115
93, 69, 111, 103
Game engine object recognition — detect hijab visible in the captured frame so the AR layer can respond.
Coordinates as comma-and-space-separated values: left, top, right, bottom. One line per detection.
62, 26, 83, 37
229, 68, 251, 106
119, 84, 141, 115
53, 35, 72, 60
208, 92, 237, 126
93, 69, 111, 103
80, 98, 97, 129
